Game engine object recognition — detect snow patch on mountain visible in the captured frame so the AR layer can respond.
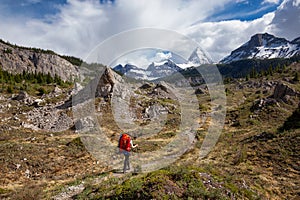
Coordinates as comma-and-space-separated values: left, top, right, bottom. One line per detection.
188, 47, 213, 65
113, 47, 213, 80
220, 33, 300, 64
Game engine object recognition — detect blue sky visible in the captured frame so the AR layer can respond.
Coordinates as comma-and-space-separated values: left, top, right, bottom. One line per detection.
0, 0, 299, 64
0, 0, 281, 21
207, 0, 283, 21
0, 0, 65, 18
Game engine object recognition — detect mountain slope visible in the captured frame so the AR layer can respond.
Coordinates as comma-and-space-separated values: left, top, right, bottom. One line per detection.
188, 47, 213, 65
113, 64, 138, 74
113, 59, 182, 80
220, 33, 300, 63
113, 47, 213, 80
0, 39, 79, 81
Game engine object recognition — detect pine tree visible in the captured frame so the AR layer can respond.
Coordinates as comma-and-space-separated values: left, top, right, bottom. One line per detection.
46, 72, 53, 84
268, 65, 273, 76
293, 72, 299, 82
250, 67, 258, 78
245, 74, 250, 81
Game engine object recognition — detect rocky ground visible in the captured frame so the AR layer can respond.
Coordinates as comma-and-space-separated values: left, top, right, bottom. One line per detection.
0, 64, 299, 199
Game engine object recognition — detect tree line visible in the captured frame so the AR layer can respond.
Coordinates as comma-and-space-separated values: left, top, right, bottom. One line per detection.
0, 67, 70, 86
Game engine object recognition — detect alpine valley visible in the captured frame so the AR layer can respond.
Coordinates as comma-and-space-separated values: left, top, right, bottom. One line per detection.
0, 32, 299, 200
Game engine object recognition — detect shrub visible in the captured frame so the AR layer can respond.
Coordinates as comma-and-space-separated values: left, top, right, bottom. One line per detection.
3, 48, 12, 54
37, 87, 46, 96
6, 85, 13, 93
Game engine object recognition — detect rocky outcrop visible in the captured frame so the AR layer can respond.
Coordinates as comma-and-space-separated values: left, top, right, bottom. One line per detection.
195, 88, 205, 95
0, 41, 79, 81
273, 83, 299, 100
26, 105, 73, 132
149, 82, 177, 99
251, 82, 299, 112
74, 116, 96, 132
59, 67, 121, 108
139, 83, 154, 90
143, 104, 168, 119
251, 98, 278, 112
95, 67, 116, 98
12, 91, 29, 101
221, 33, 300, 63
240, 80, 277, 90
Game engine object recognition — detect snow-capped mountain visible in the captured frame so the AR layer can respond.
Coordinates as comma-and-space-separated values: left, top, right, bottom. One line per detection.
113, 59, 181, 80
188, 47, 213, 65
220, 33, 300, 64
147, 59, 182, 78
113, 63, 138, 74
113, 47, 213, 80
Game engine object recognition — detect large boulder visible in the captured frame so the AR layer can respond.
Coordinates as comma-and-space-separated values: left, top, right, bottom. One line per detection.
251, 98, 278, 112
74, 116, 96, 132
273, 83, 299, 100
149, 82, 176, 99
13, 91, 28, 101
195, 88, 205, 95
144, 104, 168, 119
95, 67, 116, 98
272, 83, 300, 103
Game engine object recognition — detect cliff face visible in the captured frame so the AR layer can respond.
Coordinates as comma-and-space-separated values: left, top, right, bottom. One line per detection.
0, 41, 79, 81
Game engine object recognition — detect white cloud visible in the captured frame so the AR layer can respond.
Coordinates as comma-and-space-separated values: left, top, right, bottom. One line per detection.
236, 0, 249, 4
293, 0, 300, 6
263, 0, 280, 4
113, 50, 175, 69
153, 52, 172, 62
182, 12, 275, 61
0, 0, 233, 60
267, 0, 300, 40
0, 0, 299, 64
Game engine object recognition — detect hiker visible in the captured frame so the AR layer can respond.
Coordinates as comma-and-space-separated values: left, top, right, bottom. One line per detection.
118, 134, 138, 173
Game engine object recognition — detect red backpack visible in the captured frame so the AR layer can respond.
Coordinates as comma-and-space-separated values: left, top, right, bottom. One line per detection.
118, 134, 131, 152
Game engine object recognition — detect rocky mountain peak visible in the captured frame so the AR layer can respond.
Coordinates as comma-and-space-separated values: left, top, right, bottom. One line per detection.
113, 63, 137, 74
220, 33, 300, 63
188, 47, 213, 65
291, 36, 300, 44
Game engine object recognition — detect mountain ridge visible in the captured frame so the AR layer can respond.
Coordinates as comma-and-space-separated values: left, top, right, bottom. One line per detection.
220, 33, 300, 63
113, 47, 213, 80
0, 39, 79, 81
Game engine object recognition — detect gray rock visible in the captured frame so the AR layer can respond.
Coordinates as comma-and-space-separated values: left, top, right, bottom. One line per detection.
26, 105, 73, 132
74, 116, 96, 131
273, 82, 299, 100
195, 88, 205, 94
251, 98, 278, 112
149, 82, 176, 99
13, 91, 28, 101
144, 104, 168, 119
0, 41, 79, 81
139, 83, 153, 90
53, 86, 62, 96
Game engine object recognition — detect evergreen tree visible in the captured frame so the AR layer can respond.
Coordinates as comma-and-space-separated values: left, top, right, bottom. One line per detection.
46, 72, 53, 84
250, 67, 258, 78
245, 74, 250, 81
293, 72, 299, 82
268, 65, 273, 76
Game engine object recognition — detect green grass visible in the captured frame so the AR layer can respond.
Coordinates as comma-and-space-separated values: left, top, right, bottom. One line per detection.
74, 165, 259, 199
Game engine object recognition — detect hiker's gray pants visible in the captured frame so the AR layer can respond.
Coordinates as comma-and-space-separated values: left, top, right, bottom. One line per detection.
123, 153, 130, 172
